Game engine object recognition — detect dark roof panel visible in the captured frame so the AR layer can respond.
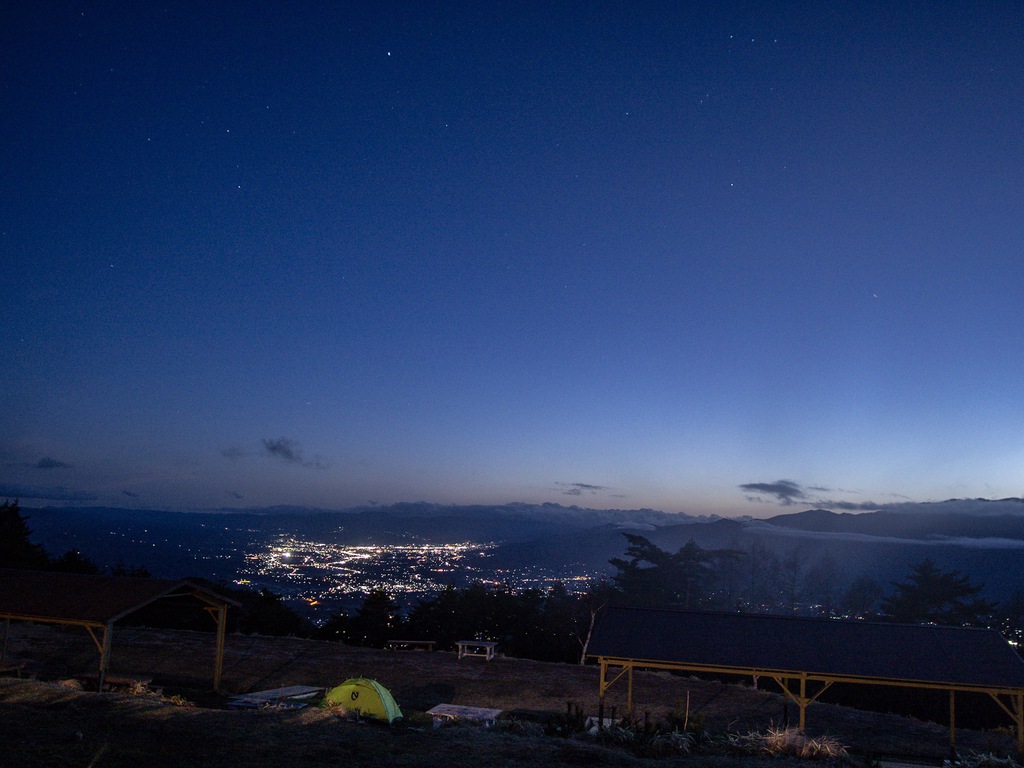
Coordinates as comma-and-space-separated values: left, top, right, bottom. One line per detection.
587, 607, 1024, 689
0, 569, 235, 625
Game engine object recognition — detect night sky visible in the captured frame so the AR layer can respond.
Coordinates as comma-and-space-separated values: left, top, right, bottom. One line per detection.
3, 2, 1023, 517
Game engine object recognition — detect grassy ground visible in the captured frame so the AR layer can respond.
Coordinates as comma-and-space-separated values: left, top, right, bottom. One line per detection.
0, 624, 1018, 767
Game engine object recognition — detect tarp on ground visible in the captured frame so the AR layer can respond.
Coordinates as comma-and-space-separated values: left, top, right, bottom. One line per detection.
324, 678, 403, 723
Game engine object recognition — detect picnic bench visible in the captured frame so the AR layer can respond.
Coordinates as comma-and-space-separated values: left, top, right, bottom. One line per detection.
456, 640, 497, 661
385, 639, 436, 652
426, 703, 504, 727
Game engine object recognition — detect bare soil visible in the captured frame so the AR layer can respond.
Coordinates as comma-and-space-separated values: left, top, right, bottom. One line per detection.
0, 623, 1017, 767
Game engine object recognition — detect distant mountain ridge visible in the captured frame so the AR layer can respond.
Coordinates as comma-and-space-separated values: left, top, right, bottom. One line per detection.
765, 508, 1024, 541
19, 501, 1024, 605
208, 501, 707, 528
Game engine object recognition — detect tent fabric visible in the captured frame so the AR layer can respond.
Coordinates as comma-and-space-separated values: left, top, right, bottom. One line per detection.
324, 678, 403, 723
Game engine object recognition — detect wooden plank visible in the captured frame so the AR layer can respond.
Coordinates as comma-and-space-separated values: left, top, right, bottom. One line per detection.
233, 685, 325, 701
228, 685, 326, 710
228, 685, 325, 708
427, 703, 503, 725
386, 639, 435, 651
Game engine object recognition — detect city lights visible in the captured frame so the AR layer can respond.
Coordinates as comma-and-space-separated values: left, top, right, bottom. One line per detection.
231, 533, 601, 621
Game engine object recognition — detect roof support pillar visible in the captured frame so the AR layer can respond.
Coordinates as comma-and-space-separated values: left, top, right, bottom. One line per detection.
97, 622, 113, 691
772, 675, 808, 730
799, 675, 807, 731
989, 690, 1024, 756
983, 690, 1024, 756
210, 603, 227, 691
627, 663, 634, 718
596, 659, 634, 729
1001, 691, 1024, 757
771, 673, 833, 732
949, 689, 957, 757
1018, 692, 1023, 757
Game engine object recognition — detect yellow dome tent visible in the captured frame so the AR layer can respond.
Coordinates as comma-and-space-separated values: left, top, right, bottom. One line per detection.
324, 678, 403, 723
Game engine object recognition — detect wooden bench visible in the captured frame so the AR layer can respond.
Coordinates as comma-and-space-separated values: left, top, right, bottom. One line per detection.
385, 639, 436, 652
456, 640, 497, 661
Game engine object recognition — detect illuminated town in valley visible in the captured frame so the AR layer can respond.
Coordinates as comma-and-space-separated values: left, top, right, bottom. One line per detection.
233, 534, 602, 621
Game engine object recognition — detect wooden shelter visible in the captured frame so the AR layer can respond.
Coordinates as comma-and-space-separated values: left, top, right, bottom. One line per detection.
587, 606, 1024, 753
0, 569, 238, 690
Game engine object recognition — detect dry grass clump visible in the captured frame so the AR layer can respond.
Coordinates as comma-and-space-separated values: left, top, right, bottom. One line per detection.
725, 727, 847, 759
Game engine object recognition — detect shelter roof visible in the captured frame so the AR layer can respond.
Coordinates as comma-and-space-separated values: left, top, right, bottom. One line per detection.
0, 568, 237, 626
587, 606, 1024, 689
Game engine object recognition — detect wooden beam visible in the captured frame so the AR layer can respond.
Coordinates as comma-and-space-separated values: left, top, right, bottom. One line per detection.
213, 604, 227, 691
949, 689, 956, 757
627, 664, 634, 718
596, 659, 638, 727
84, 625, 105, 654
597, 660, 608, 730
993, 693, 1024, 756
97, 623, 113, 691
1018, 692, 1023, 757
987, 688, 1024, 755
769, 673, 833, 731
799, 675, 807, 731
598, 661, 631, 695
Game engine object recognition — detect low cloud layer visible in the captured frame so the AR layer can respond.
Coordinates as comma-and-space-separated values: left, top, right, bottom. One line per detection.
0, 483, 97, 502
740, 479, 882, 510
740, 479, 1024, 517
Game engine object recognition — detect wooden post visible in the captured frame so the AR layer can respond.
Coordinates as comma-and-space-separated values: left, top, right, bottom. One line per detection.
597, 660, 607, 731
799, 675, 807, 731
213, 603, 227, 691
626, 664, 634, 718
949, 689, 956, 757
1016, 692, 1023, 757
98, 623, 113, 691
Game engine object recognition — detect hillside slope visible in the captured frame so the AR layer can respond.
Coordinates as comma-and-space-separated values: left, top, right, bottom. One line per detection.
1, 624, 1019, 766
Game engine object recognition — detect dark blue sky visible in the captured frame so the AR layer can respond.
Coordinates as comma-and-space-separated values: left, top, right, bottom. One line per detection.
3, 2, 1022, 516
